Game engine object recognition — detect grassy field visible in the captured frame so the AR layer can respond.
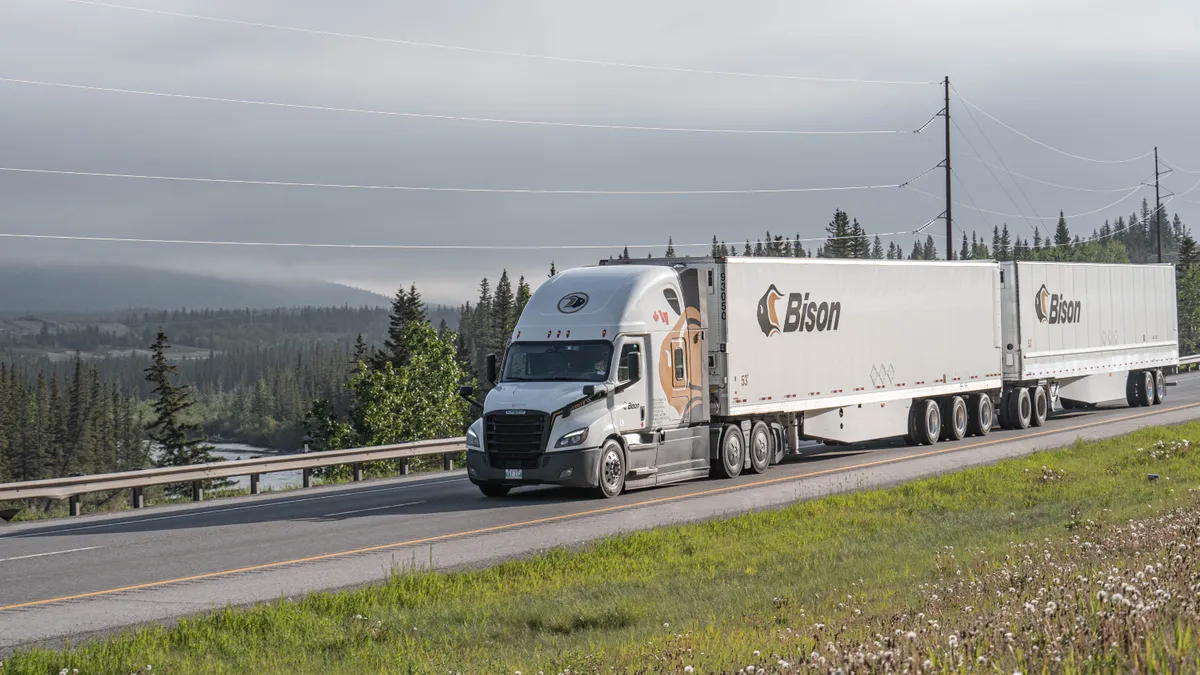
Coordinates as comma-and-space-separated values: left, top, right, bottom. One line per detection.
6, 423, 1200, 674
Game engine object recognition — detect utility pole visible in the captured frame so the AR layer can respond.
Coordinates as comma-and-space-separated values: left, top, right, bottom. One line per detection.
944, 76, 953, 260
1155, 146, 1163, 264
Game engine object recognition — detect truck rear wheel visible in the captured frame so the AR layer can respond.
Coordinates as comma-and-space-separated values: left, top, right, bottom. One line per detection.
1139, 371, 1156, 407
1007, 388, 1032, 429
747, 422, 771, 474
714, 425, 744, 478
1154, 370, 1166, 404
1030, 386, 1048, 427
967, 394, 992, 437
912, 400, 941, 446
941, 396, 967, 441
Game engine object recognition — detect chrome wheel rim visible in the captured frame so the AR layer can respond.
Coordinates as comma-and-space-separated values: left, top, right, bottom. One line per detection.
926, 404, 940, 439
726, 432, 743, 470
954, 403, 967, 434
1157, 374, 1165, 399
1020, 395, 1031, 421
752, 431, 769, 466
981, 398, 992, 428
1145, 373, 1155, 399
601, 449, 623, 493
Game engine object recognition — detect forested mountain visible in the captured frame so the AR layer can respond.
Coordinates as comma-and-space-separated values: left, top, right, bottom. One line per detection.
0, 263, 390, 312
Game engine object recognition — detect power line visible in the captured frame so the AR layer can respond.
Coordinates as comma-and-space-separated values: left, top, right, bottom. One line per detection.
950, 117, 1044, 238
952, 89, 1154, 165
0, 166, 926, 195
952, 151, 1146, 193
0, 76, 925, 136
907, 184, 1146, 221
0, 218, 944, 251
1161, 158, 1200, 175
54, 0, 937, 86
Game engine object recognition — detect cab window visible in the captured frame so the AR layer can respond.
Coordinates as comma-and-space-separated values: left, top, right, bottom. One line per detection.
617, 342, 641, 382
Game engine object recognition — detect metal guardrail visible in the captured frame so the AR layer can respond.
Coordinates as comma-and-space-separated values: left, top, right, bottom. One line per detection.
1179, 354, 1200, 369
0, 437, 467, 517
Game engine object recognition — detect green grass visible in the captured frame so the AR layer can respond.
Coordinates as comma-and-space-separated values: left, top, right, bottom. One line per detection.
7, 423, 1200, 674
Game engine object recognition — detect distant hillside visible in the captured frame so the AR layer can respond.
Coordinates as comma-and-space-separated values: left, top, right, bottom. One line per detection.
0, 263, 390, 312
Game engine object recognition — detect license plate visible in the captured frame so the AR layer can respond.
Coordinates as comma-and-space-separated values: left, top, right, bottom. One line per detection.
505, 469, 523, 480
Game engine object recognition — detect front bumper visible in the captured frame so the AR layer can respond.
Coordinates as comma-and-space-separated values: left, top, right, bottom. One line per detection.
466, 447, 602, 489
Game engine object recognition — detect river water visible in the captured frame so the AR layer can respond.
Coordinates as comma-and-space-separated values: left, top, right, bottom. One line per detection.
206, 443, 303, 492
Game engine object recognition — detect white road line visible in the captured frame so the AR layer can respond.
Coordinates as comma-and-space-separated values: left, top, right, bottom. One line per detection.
323, 501, 426, 518
2, 478, 465, 539
0, 546, 100, 563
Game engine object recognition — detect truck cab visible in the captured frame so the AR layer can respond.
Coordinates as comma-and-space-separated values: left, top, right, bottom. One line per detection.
464, 264, 711, 498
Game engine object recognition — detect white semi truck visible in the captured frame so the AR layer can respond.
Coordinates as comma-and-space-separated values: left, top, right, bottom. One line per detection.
462, 258, 1178, 498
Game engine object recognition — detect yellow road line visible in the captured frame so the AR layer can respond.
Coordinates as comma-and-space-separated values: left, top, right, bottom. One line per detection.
4, 400, 1197, 612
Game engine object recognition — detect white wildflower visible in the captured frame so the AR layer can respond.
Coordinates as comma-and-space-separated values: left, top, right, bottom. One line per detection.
684, 668, 694, 674
906, 631, 917, 640
948, 634, 958, 647
753, 650, 761, 657
923, 659, 934, 669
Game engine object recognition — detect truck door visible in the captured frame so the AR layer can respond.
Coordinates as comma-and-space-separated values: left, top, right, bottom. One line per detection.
611, 337, 652, 471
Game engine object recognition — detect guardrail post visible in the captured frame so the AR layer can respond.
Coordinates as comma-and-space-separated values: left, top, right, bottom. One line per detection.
192, 481, 203, 502
249, 474, 260, 495
353, 463, 363, 482
69, 495, 81, 517
400, 458, 410, 475
131, 487, 144, 509
443, 453, 453, 471
303, 469, 312, 488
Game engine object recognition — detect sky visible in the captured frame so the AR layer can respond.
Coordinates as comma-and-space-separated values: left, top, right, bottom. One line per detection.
1, 0, 1198, 304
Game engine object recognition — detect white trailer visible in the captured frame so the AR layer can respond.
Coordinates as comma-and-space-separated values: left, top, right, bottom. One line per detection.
712, 258, 1003, 445
996, 261, 1178, 427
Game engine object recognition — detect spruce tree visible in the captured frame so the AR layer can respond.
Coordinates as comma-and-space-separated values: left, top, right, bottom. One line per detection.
1179, 233, 1198, 271
743, 241, 752, 256
922, 235, 937, 260
1054, 212, 1071, 247
515, 276, 532, 317
999, 224, 1012, 261
960, 233, 970, 260
548, 262, 557, 278
664, 238, 676, 258
823, 209, 854, 258
871, 236, 884, 260
492, 270, 515, 353
144, 330, 216, 495
1033, 228, 1043, 251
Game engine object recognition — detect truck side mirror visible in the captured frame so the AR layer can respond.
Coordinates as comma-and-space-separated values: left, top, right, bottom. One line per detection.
582, 385, 596, 397
458, 385, 474, 397
627, 352, 641, 382
486, 354, 497, 384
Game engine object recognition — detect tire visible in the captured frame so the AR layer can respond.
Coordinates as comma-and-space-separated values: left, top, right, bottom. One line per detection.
914, 400, 941, 446
1154, 370, 1165, 405
713, 425, 744, 478
478, 483, 510, 498
997, 391, 1012, 430
595, 440, 626, 498
747, 422, 772, 474
967, 394, 992, 437
1126, 372, 1141, 408
1030, 386, 1048, 427
1139, 371, 1156, 407
1007, 387, 1032, 429
941, 396, 968, 441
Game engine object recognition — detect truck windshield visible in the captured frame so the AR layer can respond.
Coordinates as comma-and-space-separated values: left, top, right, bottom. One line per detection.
502, 341, 614, 383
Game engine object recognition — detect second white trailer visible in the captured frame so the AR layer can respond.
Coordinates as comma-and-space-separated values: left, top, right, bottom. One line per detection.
997, 261, 1178, 426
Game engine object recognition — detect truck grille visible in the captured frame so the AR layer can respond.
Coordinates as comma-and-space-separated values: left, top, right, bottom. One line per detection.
485, 411, 549, 469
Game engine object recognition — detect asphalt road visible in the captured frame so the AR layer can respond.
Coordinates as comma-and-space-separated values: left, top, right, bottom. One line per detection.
4, 374, 1200, 653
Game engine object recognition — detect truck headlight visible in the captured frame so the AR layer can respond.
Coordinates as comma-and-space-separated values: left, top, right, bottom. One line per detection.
555, 428, 589, 448
466, 427, 481, 449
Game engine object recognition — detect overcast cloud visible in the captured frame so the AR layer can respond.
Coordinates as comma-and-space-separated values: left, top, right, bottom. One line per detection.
1, 0, 1198, 303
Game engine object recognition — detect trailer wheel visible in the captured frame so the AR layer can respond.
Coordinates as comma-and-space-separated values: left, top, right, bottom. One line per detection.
1126, 372, 1141, 408
714, 425, 744, 479
967, 394, 992, 437
1154, 370, 1166, 405
1139, 371, 1156, 407
941, 396, 968, 441
912, 400, 941, 446
1007, 387, 1032, 429
747, 422, 771, 474
1030, 386, 1048, 427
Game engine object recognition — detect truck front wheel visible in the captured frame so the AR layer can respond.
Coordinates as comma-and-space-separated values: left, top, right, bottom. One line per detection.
714, 425, 745, 478
594, 441, 626, 498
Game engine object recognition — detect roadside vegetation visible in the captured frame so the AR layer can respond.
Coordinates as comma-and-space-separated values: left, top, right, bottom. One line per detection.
5, 420, 1200, 673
